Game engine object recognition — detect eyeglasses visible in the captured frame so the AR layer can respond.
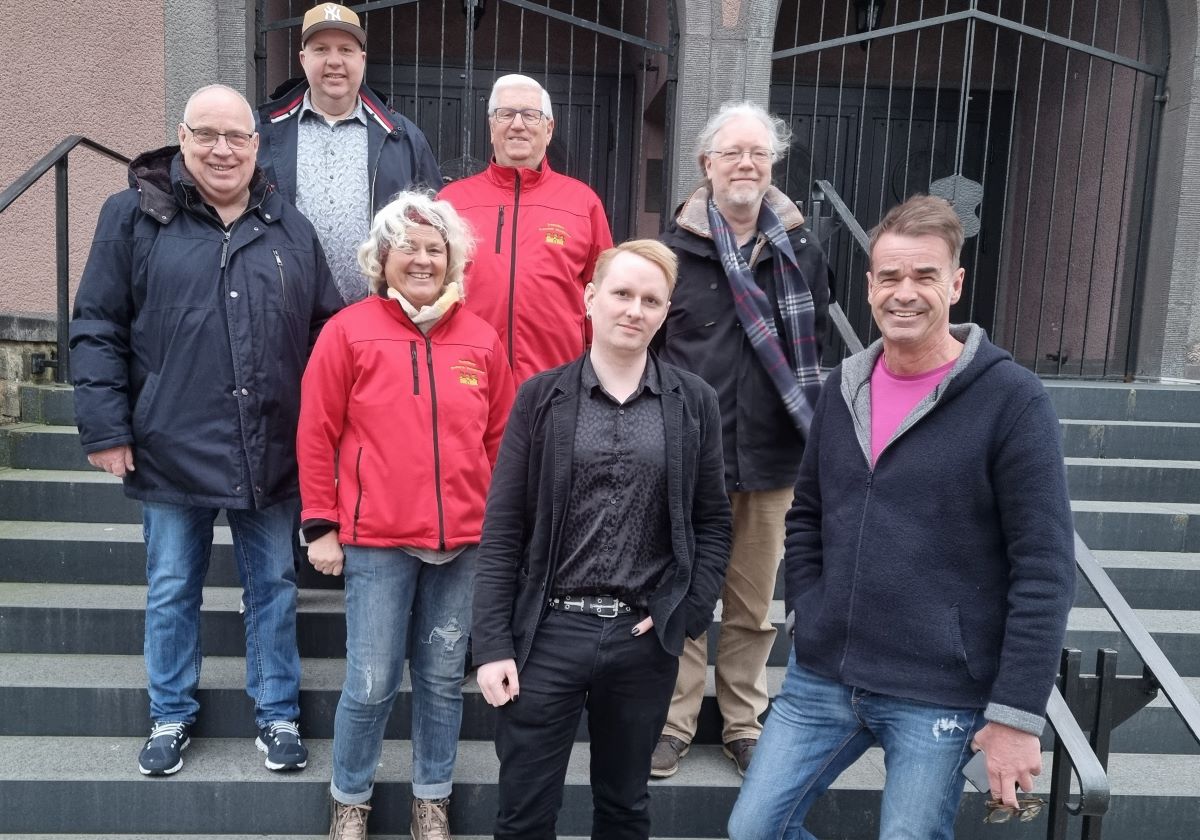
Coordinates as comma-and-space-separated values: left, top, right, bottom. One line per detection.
983, 796, 1044, 824
184, 123, 256, 150
489, 107, 548, 126
707, 147, 776, 165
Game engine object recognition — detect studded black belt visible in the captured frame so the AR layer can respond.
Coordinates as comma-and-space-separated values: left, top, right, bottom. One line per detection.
548, 594, 634, 618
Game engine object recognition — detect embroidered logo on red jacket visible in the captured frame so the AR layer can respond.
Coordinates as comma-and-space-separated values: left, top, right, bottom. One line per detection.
452, 359, 485, 386
540, 223, 569, 246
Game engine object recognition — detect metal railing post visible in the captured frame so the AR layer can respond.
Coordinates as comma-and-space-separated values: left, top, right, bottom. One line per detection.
54, 157, 70, 384
1048, 648, 1082, 839
1081, 649, 1120, 840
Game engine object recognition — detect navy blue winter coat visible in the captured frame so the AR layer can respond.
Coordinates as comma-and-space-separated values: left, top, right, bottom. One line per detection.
70, 147, 343, 509
785, 325, 1075, 734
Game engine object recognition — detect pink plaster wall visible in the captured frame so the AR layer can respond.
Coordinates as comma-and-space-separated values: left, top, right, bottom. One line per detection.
0, 2, 166, 317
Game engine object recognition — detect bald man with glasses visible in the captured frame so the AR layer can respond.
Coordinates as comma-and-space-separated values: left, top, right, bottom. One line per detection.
71, 83, 343, 778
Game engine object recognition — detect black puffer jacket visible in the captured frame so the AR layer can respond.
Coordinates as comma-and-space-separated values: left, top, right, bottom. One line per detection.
70, 147, 343, 509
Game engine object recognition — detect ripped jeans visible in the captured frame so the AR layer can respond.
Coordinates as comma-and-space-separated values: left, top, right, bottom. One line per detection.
727, 652, 982, 840
331, 545, 475, 804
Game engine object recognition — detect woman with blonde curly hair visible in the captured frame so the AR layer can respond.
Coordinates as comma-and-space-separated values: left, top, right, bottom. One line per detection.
298, 191, 515, 839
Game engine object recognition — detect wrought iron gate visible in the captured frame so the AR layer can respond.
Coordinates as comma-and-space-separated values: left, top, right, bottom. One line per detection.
772, 0, 1166, 377
256, 0, 677, 240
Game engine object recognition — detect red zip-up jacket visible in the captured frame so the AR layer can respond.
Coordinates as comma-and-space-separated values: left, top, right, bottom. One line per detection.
297, 294, 515, 548
439, 160, 613, 382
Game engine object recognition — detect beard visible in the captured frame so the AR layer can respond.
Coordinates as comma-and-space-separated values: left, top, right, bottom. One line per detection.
719, 181, 767, 210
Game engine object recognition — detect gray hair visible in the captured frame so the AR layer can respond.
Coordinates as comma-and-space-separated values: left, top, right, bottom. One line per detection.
694, 100, 791, 176
357, 192, 476, 295
182, 84, 254, 128
488, 74, 554, 120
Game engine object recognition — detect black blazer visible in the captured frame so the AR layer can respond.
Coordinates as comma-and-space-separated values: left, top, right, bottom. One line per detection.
472, 353, 732, 669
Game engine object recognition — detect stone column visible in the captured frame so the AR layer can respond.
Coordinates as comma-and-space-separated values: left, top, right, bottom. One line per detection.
671, 0, 781, 206
164, 0, 255, 136
1139, 0, 1200, 379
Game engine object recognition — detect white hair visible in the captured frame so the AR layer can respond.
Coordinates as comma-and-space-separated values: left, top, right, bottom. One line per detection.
182, 84, 254, 129
488, 74, 554, 120
357, 191, 476, 295
694, 100, 791, 176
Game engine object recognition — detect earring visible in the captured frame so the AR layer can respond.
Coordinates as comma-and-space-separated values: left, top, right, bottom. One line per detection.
586, 309, 592, 320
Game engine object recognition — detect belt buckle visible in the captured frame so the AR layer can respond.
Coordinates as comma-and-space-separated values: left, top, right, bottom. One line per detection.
592, 597, 621, 618
562, 596, 587, 613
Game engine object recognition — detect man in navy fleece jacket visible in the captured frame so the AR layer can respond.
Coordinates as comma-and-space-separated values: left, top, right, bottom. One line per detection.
727, 195, 1075, 840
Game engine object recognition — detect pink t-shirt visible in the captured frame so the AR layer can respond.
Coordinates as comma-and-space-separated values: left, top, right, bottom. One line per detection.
870, 356, 957, 465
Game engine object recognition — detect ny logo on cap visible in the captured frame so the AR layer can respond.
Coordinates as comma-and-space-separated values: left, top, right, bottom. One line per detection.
324, 4, 342, 20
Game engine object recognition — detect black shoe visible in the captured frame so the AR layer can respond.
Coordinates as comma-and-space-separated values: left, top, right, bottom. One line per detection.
138, 721, 190, 776
256, 720, 308, 771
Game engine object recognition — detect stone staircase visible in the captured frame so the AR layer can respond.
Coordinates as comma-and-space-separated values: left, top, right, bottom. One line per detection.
1, 380, 1198, 838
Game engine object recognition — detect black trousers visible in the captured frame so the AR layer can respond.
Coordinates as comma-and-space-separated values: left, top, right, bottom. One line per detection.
493, 609, 680, 840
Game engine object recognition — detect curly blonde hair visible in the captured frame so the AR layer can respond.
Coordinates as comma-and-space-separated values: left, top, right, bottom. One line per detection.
357, 191, 475, 295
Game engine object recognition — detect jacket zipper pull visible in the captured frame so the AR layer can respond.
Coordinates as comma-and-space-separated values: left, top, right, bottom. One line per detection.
495, 205, 505, 253
220, 231, 231, 269
273, 249, 285, 302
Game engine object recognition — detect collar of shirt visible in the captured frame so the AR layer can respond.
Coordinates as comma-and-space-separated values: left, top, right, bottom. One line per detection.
299, 90, 368, 127
581, 354, 662, 404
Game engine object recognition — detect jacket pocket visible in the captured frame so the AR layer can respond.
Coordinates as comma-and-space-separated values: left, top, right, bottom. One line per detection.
351, 447, 365, 541
948, 605, 982, 681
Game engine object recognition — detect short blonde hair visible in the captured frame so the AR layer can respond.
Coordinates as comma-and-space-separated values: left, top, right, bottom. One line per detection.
593, 239, 678, 296
357, 192, 475, 295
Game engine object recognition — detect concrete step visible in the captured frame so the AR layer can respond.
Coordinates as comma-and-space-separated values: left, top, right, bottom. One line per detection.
0, 520, 341, 590
3, 652, 1193, 756
1072, 500, 1200, 552
0, 468, 139, 523
1045, 381, 1200, 423
1076, 551, 1200, 610
1060, 419, 1200, 461
3, 583, 1198, 675
0, 422, 89, 470
0, 737, 1195, 837
3, 472, 1199, 553
1065, 457, 1200, 504
4, 521, 1199, 611
15, 383, 75, 427
21, 381, 1200, 431
13, 415, 1200, 473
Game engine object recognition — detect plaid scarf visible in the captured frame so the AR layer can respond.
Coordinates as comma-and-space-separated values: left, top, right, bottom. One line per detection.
707, 198, 822, 436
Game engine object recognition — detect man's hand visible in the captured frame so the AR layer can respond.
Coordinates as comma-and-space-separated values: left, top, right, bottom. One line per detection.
307, 531, 344, 576
478, 659, 520, 707
87, 445, 135, 478
972, 721, 1043, 808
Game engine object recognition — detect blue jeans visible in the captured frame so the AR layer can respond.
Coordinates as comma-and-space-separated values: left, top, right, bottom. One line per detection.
331, 545, 475, 804
142, 499, 301, 727
727, 654, 981, 840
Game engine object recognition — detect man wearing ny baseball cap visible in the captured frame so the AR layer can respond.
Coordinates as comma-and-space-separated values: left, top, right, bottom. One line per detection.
256, 3, 442, 304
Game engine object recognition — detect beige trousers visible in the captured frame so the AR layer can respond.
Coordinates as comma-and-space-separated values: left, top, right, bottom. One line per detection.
663, 486, 793, 744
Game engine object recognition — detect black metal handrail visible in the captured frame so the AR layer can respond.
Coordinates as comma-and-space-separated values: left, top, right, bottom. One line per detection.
1074, 532, 1200, 744
1045, 678, 1110, 820
0, 135, 130, 384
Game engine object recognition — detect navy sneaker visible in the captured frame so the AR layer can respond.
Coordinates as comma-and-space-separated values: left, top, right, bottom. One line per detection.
256, 720, 308, 771
138, 721, 190, 776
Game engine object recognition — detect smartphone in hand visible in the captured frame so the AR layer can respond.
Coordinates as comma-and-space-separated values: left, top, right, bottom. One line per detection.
962, 750, 990, 793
